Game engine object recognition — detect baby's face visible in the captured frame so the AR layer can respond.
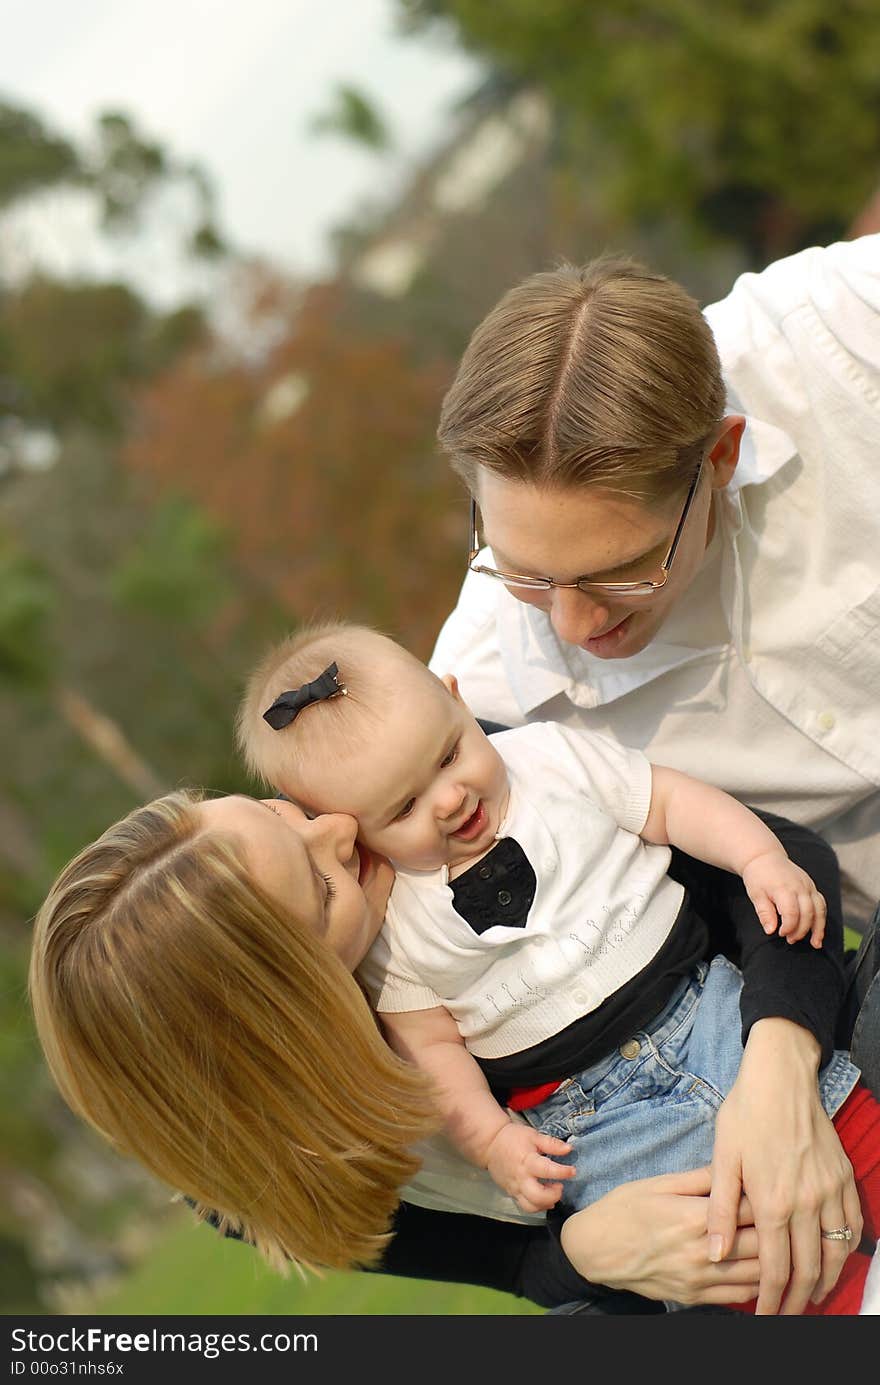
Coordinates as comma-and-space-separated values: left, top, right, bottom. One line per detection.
298, 672, 509, 873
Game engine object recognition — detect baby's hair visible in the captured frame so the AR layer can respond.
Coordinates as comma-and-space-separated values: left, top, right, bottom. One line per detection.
236, 620, 436, 802
29, 789, 438, 1272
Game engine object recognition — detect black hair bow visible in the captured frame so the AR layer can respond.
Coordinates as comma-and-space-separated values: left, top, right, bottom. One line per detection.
262, 661, 346, 730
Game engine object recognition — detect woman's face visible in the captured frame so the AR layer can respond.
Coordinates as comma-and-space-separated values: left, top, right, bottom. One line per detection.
197, 796, 394, 970
475, 452, 728, 660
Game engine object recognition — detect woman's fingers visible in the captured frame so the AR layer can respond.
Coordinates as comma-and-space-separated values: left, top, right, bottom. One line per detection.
706, 1140, 743, 1263
808, 1185, 865, 1306
727, 1225, 759, 1260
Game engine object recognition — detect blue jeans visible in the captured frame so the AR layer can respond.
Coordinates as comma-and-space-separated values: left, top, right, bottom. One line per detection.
523, 955, 860, 1213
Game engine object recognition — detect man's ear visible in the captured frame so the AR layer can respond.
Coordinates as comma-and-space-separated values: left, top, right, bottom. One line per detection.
440, 672, 462, 701
707, 415, 745, 490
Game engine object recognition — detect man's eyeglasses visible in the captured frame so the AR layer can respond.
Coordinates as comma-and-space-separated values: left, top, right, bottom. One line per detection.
467, 460, 704, 600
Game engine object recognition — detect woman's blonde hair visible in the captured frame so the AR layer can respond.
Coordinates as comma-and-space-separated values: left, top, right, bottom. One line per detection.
29, 789, 438, 1272
439, 255, 726, 503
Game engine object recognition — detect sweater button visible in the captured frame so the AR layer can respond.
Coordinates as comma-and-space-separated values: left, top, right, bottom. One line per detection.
478, 865, 492, 879
497, 890, 512, 906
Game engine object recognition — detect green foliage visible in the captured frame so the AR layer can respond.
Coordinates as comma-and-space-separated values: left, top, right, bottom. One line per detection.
0, 532, 53, 687
399, 0, 880, 257
0, 103, 80, 209
89, 111, 166, 229
0, 278, 206, 432
309, 83, 393, 152
111, 495, 233, 625
190, 221, 226, 258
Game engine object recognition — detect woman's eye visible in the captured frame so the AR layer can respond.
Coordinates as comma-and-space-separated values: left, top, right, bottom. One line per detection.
395, 799, 416, 821
441, 743, 459, 768
321, 873, 337, 900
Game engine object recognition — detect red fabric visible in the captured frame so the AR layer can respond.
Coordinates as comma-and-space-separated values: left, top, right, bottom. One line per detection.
507, 1080, 562, 1111
732, 1082, 880, 1315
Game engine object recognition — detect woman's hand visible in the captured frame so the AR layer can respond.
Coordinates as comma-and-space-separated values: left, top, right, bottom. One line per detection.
705, 1018, 862, 1315
559, 1167, 760, 1306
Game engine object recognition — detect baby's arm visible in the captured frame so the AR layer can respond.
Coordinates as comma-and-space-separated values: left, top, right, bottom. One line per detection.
642, 766, 826, 947
382, 1006, 575, 1213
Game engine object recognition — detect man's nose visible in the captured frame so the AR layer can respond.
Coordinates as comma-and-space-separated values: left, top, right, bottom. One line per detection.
548, 586, 611, 646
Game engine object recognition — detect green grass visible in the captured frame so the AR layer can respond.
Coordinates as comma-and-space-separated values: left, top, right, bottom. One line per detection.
89, 1210, 543, 1316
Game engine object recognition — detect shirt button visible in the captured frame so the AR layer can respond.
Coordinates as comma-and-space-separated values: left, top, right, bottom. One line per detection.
817, 711, 836, 732
544, 858, 557, 873
572, 988, 588, 1005
478, 865, 492, 879
497, 890, 512, 906
619, 1039, 641, 1060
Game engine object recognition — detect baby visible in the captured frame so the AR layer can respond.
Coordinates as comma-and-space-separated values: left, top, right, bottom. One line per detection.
235, 623, 858, 1223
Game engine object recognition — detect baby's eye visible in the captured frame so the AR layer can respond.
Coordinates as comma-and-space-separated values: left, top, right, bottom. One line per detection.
395, 798, 416, 821
440, 742, 460, 768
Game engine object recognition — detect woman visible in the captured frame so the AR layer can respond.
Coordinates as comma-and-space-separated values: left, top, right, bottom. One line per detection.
29, 791, 437, 1272
29, 789, 874, 1312
425, 235, 880, 1312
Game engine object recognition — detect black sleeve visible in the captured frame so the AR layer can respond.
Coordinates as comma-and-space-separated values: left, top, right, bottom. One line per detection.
369, 1202, 605, 1308
667, 810, 846, 1067
189, 1194, 602, 1308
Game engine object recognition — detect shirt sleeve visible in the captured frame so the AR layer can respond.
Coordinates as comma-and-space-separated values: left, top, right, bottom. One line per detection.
355, 909, 445, 1015
667, 812, 846, 1066
370, 1201, 607, 1308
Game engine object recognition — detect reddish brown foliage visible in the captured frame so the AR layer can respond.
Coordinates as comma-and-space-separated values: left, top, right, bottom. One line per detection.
122, 278, 466, 658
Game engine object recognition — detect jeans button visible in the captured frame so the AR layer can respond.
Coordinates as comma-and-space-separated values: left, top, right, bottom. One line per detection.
619, 1039, 641, 1060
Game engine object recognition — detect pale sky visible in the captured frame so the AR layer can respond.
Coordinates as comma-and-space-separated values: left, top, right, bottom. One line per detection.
0, 0, 481, 277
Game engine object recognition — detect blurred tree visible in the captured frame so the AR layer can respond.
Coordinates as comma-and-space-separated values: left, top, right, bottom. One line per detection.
0, 277, 205, 432
0, 527, 162, 801
89, 111, 166, 228
309, 83, 394, 153
0, 103, 80, 209
0, 534, 53, 687
399, 0, 880, 261
111, 495, 233, 626
122, 278, 463, 658
86, 112, 225, 255
0, 97, 225, 258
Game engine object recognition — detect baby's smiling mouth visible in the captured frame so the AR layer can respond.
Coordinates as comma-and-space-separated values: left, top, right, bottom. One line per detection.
451, 801, 487, 841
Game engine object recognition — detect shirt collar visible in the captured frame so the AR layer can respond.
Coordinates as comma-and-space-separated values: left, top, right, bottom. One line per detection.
495, 413, 797, 716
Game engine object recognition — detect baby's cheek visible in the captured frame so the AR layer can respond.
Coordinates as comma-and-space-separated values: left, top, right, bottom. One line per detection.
360, 824, 396, 859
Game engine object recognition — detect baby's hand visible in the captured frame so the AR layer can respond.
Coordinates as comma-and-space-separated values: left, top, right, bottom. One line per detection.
486, 1121, 575, 1213
741, 850, 827, 948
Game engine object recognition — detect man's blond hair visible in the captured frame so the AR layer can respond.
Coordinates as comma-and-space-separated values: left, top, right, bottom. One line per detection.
439, 255, 726, 503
